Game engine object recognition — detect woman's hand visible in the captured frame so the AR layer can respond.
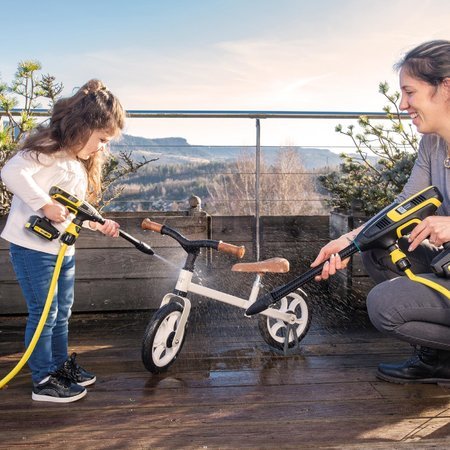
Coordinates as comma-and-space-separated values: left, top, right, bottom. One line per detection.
408, 216, 450, 250
91, 219, 120, 238
42, 200, 69, 223
310, 235, 352, 281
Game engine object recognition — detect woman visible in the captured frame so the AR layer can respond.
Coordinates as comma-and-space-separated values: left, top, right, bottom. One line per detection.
311, 40, 450, 385
1, 79, 124, 402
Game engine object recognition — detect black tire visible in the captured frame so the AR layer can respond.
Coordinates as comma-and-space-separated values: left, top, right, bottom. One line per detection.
258, 290, 311, 351
141, 302, 187, 373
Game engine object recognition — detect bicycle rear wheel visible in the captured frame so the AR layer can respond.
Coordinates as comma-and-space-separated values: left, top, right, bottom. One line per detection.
258, 290, 311, 351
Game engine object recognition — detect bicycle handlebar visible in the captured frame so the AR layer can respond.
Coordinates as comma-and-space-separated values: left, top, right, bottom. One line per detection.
141, 218, 245, 259
217, 241, 246, 259
141, 219, 163, 233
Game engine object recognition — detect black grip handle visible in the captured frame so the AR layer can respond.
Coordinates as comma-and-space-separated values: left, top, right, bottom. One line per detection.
246, 243, 358, 316
119, 230, 154, 255
430, 241, 450, 278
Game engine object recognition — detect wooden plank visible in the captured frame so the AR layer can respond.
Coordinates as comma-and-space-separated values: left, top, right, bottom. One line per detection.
210, 215, 255, 243
261, 215, 329, 242
0, 278, 179, 313
1, 430, 449, 450
0, 283, 27, 314
1, 395, 448, 423
0, 407, 448, 448
0, 247, 187, 282
3, 397, 449, 437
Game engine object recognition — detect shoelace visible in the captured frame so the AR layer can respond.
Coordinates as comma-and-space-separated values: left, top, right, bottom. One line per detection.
66, 353, 82, 376
55, 353, 82, 381
407, 345, 423, 364
48, 372, 72, 388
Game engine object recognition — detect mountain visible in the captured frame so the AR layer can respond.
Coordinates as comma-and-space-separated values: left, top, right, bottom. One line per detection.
111, 134, 349, 169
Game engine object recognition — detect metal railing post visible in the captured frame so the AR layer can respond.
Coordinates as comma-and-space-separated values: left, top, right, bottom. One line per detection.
255, 118, 261, 261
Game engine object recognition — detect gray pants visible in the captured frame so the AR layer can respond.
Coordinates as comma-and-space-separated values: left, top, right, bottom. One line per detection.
362, 238, 450, 351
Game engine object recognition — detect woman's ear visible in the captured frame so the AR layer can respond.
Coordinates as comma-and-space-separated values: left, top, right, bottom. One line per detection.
443, 77, 450, 99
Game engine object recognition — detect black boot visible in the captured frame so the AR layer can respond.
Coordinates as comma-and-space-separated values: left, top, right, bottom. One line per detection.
377, 346, 450, 385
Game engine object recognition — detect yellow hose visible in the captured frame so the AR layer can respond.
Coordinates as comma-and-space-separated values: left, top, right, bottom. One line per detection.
404, 268, 450, 300
0, 243, 68, 389
390, 247, 450, 300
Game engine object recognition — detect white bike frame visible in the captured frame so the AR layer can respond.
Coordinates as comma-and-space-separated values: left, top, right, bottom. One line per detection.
160, 268, 302, 345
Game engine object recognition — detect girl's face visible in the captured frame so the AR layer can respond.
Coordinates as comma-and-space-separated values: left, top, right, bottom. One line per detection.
399, 68, 449, 135
77, 130, 114, 160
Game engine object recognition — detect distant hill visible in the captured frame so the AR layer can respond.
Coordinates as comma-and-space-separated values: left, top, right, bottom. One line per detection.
111, 134, 353, 169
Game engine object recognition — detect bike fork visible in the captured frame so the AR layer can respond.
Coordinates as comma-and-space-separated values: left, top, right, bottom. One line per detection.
160, 269, 193, 346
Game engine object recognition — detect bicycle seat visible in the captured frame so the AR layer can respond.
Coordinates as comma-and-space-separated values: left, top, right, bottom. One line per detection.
231, 257, 290, 274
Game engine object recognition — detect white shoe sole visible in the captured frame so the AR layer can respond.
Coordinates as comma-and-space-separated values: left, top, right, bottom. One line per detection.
32, 388, 87, 403
78, 376, 96, 387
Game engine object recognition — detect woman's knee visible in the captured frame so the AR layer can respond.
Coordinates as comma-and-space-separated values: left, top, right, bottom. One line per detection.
366, 281, 402, 334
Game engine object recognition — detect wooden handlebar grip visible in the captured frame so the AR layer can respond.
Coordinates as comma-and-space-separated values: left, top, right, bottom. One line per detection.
218, 242, 246, 259
141, 218, 163, 233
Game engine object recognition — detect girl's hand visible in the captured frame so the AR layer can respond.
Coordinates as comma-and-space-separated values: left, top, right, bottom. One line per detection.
92, 219, 120, 237
42, 200, 69, 223
310, 235, 352, 281
408, 216, 450, 250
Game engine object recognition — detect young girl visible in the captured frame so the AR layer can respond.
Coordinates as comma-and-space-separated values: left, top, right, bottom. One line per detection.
1, 79, 125, 402
311, 40, 450, 385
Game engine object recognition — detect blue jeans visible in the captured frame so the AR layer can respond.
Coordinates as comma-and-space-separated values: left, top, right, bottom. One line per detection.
9, 243, 75, 383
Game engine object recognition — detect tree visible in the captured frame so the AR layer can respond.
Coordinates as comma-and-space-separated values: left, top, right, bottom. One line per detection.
98, 149, 158, 211
207, 150, 257, 215
319, 82, 419, 216
0, 60, 62, 215
207, 147, 326, 215
265, 147, 324, 215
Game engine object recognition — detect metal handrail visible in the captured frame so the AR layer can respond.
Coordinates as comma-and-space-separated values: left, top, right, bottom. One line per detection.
3, 108, 404, 119
1, 108, 406, 260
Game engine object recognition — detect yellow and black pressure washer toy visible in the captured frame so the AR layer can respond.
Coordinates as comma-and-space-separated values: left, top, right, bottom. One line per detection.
247, 185, 450, 316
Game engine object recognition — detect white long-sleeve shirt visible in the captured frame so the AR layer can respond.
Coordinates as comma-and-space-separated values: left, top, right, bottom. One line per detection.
1, 150, 88, 255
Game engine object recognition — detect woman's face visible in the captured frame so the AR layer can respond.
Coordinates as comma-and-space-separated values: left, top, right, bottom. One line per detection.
77, 130, 114, 160
399, 68, 449, 135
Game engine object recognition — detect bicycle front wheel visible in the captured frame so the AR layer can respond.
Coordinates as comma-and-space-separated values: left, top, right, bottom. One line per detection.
141, 302, 187, 373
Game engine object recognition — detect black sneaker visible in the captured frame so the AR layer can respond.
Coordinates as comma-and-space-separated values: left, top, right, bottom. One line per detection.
32, 374, 86, 403
57, 352, 96, 386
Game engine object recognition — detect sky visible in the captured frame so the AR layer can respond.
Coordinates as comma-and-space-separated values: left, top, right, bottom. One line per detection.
1, 0, 449, 149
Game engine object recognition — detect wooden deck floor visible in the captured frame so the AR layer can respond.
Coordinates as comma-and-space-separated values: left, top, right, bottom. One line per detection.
1, 303, 450, 449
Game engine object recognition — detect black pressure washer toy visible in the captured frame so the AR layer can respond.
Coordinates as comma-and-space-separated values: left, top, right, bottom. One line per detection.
246, 185, 450, 316
431, 243, 450, 278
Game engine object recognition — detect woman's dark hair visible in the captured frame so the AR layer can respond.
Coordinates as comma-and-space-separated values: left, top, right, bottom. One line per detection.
395, 40, 450, 86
